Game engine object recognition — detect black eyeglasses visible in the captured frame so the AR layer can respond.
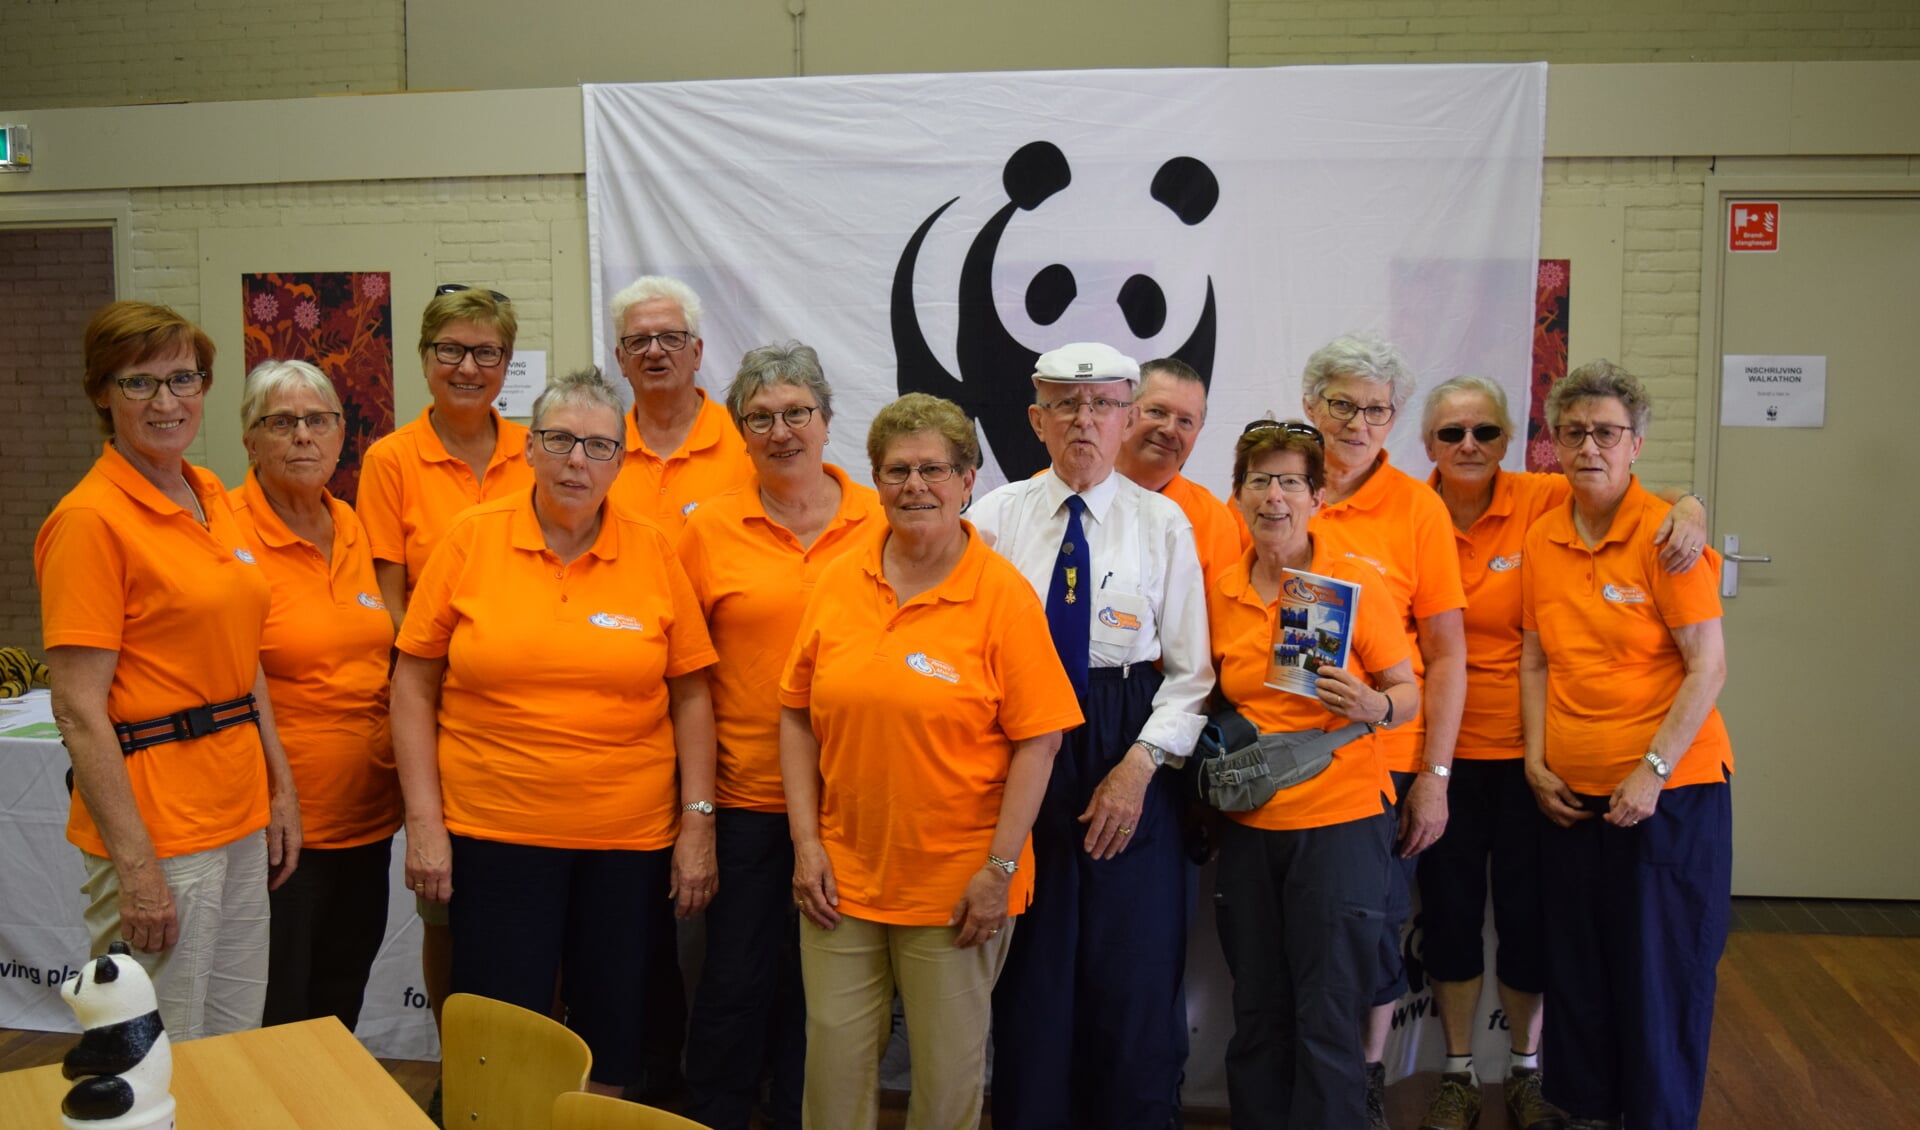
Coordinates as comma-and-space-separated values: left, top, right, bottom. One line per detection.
429, 341, 507, 368
1241, 471, 1315, 495
435, 283, 511, 303
255, 411, 343, 436
875, 462, 959, 485
1435, 424, 1504, 445
741, 406, 818, 434
1319, 395, 1396, 425
1552, 423, 1634, 449
1242, 419, 1324, 446
618, 331, 696, 355
114, 371, 209, 400
533, 429, 623, 461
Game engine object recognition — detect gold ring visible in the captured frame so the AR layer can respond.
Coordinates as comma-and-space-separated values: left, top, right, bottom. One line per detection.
1118, 826, 1133, 835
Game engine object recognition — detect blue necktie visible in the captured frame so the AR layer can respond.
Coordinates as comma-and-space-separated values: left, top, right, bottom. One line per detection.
1045, 494, 1091, 698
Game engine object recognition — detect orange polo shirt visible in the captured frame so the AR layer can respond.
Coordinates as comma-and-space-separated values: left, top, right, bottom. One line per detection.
230, 471, 401, 849
36, 444, 271, 859
356, 407, 533, 594
780, 523, 1084, 927
675, 465, 884, 813
607, 391, 755, 534
1522, 479, 1734, 795
1435, 470, 1572, 760
1162, 472, 1244, 585
1208, 546, 1408, 831
396, 495, 717, 850
1311, 453, 1467, 773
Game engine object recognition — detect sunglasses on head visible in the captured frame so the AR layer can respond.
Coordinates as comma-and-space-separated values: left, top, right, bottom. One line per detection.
434, 283, 512, 304
1435, 424, 1504, 444
1242, 419, 1324, 446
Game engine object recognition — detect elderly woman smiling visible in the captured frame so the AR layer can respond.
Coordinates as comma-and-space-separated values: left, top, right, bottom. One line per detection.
37, 301, 299, 1038
392, 367, 719, 1096
228, 360, 401, 1031
1520, 361, 1734, 1130
780, 393, 1081, 1130
676, 342, 885, 1130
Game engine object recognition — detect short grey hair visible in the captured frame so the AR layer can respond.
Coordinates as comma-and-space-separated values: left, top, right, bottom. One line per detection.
609, 275, 703, 338
726, 341, 835, 431
1301, 332, 1417, 410
240, 359, 341, 430
531, 367, 626, 432
1421, 375, 1514, 438
1548, 359, 1652, 434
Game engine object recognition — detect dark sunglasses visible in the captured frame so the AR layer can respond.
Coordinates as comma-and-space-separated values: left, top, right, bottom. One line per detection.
1242, 419, 1324, 446
434, 283, 512, 303
1435, 424, 1504, 444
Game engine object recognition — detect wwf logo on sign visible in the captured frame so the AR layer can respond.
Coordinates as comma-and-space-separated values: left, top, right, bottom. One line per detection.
891, 141, 1221, 480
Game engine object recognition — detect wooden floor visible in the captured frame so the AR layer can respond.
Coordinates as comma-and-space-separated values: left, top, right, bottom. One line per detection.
6, 932, 1917, 1128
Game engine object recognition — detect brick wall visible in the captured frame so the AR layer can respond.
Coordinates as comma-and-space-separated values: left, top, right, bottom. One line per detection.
0, 0, 406, 110
0, 228, 118, 652
1230, 0, 1920, 65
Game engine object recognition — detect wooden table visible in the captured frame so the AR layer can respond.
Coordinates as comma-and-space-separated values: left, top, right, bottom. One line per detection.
0, 1017, 435, 1129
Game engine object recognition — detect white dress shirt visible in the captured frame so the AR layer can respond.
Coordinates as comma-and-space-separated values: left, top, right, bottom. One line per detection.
969, 468, 1212, 761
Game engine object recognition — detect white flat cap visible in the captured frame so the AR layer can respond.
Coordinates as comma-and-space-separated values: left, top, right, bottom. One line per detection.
1032, 342, 1141, 387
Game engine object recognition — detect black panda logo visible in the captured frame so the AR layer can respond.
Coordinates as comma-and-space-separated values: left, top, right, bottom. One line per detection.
891, 141, 1220, 479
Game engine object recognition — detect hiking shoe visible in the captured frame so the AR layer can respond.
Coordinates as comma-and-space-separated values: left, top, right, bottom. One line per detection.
1505, 1066, 1568, 1129
1366, 1060, 1389, 1130
1418, 1071, 1482, 1129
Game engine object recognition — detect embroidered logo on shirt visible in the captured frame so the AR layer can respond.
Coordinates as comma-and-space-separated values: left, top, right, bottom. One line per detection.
357, 592, 387, 610
589, 612, 645, 631
681, 501, 700, 516
1489, 553, 1523, 572
1602, 584, 1648, 604
234, 548, 256, 564
905, 652, 960, 684
1097, 607, 1142, 631
1338, 551, 1389, 578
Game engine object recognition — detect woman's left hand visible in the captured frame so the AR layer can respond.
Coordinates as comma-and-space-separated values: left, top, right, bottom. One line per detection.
949, 866, 1011, 948
1314, 665, 1387, 724
670, 818, 718, 919
1607, 762, 1665, 828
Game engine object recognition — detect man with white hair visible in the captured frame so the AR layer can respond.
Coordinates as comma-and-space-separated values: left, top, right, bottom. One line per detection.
606, 274, 754, 531
971, 343, 1212, 1130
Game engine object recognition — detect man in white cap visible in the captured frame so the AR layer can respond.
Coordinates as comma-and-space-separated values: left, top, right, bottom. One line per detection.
971, 342, 1211, 1130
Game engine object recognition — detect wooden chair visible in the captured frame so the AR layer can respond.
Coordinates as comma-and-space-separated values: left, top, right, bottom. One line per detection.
442, 992, 592, 1130
551, 1090, 709, 1130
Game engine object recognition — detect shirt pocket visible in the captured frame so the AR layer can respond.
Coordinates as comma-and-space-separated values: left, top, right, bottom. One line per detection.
1089, 588, 1155, 653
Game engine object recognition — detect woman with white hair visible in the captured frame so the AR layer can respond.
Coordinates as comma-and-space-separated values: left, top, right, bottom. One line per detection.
1296, 331, 1467, 1126
391, 367, 719, 1096
229, 359, 400, 1029
1411, 374, 1705, 1130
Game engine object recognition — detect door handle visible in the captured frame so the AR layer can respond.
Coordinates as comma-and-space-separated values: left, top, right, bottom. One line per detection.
1720, 534, 1771, 598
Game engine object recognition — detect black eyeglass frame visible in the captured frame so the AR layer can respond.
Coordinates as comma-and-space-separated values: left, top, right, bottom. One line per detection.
1434, 423, 1506, 445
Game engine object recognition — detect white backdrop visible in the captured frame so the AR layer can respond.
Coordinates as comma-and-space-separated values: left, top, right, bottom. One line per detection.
584, 64, 1545, 496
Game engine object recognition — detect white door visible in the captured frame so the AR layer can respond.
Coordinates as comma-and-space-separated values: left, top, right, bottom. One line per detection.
1708, 193, 1920, 898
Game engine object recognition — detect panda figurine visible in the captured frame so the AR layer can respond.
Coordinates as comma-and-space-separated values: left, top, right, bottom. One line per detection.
58, 942, 176, 1130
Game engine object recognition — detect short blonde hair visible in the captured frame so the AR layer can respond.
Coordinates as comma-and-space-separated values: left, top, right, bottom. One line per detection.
867, 393, 980, 471
418, 288, 517, 356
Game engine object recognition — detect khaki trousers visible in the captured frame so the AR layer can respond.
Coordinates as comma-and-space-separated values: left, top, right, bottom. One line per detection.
799, 914, 1013, 1130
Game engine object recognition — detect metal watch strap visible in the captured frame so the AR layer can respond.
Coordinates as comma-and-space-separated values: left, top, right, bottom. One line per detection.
987, 853, 1017, 876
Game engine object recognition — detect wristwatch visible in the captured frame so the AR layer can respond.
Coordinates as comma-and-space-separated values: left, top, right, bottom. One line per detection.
1423, 763, 1451, 780
1642, 751, 1672, 780
986, 853, 1018, 876
683, 800, 716, 816
1136, 740, 1167, 767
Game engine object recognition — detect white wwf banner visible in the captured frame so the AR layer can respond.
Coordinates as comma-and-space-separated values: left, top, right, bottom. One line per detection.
584, 64, 1546, 497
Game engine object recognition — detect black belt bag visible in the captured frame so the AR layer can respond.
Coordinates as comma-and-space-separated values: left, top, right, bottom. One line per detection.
1188, 707, 1372, 812
112, 693, 260, 756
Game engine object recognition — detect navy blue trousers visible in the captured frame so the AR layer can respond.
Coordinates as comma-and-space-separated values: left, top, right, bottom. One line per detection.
683, 808, 805, 1130
1215, 812, 1394, 1130
1416, 758, 1548, 992
264, 835, 392, 1030
448, 834, 671, 1089
991, 665, 1189, 1130
1540, 780, 1732, 1128
1373, 771, 1417, 1007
